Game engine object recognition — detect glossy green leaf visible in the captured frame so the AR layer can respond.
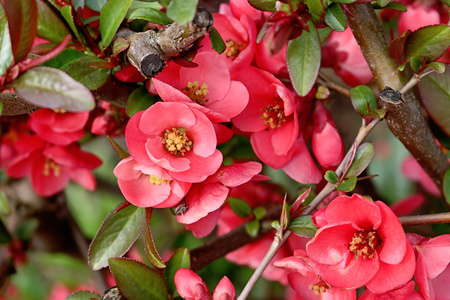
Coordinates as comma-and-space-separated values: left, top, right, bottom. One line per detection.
2, 0, 37, 62
350, 85, 377, 116
289, 215, 318, 238
427, 62, 446, 73
0, 6, 13, 77
41, 49, 87, 71
418, 68, 450, 136
366, 108, 386, 119
287, 21, 321, 97
66, 56, 110, 90
375, 0, 391, 6
410, 56, 423, 73
373, 1, 406, 11
443, 0, 450, 6
12, 67, 95, 112
86, 0, 108, 12
163, 248, 190, 295
61, 5, 86, 47
0, 219, 12, 244
143, 208, 166, 269
88, 204, 145, 270
444, 168, 450, 205
333, 0, 357, 3
324, 170, 339, 184
127, 0, 163, 18
166, 0, 197, 25
127, 86, 155, 117
100, 0, 133, 50
106, 135, 130, 160
113, 37, 129, 56
248, 0, 276, 11
66, 291, 102, 300
245, 219, 260, 237
324, 3, 346, 32
16, 218, 38, 241
305, 0, 324, 23
158, 0, 171, 7
128, 7, 172, 25
253, 207, 266, 220
0, 190, 9, 215
72, 0, 85, 11
345, 142, 375, 178
229, 197, 252, 218
109, 258, 169, 300
36, 0, 71, 43
405, 25, 450, 63
209, 27, 226, 54
337, 176, 357, 192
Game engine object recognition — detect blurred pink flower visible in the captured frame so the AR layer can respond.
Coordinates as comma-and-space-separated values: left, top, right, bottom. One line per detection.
307, 194, 415, 293
358, 281, 420, 300
401, 156, 440, 197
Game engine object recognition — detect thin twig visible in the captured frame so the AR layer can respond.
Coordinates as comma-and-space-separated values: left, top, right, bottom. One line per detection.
399, 212, 450, 226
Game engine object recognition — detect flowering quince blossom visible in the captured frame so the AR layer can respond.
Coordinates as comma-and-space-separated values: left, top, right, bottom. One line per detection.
113, 156, 191, 208
407, 233, 450, 300
6, 135, 101, 196
175, 268, 236, 300
152, 51, 249, 123
306, 194, 415, 293
125, 101, 223, 183
401, 156, 440, 197
177, 162, 264, 238
91, 102, 128, 136
28, 108, 89, 146
358, 280, 422, 300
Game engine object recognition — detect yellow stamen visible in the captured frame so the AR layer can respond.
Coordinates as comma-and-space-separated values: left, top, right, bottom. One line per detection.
224, 39, 244, 59
260, 104, 286, 129
148, 175, 169, 185
161, 127, 193, 156
349, 230, 381, 259
309, 279, 330, 295
43, 159, 61, 177
182, 81, 209, 105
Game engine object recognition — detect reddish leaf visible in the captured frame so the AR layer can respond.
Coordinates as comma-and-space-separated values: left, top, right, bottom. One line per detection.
389, 30, 410, 64
143, 208, 166, 269
1, 0, 38, 63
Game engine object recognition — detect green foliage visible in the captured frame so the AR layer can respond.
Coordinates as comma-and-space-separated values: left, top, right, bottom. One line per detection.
61, 5, 86, 48
245, 219, 260, 237
324, 3, 346, 32
337, 177, 357, 192
229, 197, 252, 218
0, 5, 13, 77
248, 0, 276, 11
166, 0, 198, 25
36, 0, 70, 43
42, 49, 87, 71
444, 168, 450, 205
289, 215, 318, 238
209, 27, 226, 54
405, 25, 450, 63
99, 0, 133, 50
0, 190, 9, 215
66, 291, 102, 300
373, 1, 406, 11
86, 0, 108, 12
345, 142, 375, 178
66, 56, 111, 90
0, 219, 12, 244
109, 258, 169, 300
143, 208, 166, 269
127, 86, 156, 117
287, 21, 321, 97
305, 0, 324, 23
128, 7, 173, 25
350, 85, 377, 116
324, 170, 339, 184
88, 204, 145, 270
12, 67, 96, 111
163, 248, 191, 295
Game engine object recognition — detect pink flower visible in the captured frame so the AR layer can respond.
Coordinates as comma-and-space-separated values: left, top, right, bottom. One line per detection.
306, 194, 415, 293
407, 233, 450, 300
322, 28, 373, 87
91, 102, 127, 136
152, 51, 249, 123
398, 3, 441, 34
175, 269, 236, 300
401, 156, 440, 197
113, 156, 191, 208
28, 108, 89, 146
7, 135, 101, 196
125, 102, 223, 183
358, 281, 419, 300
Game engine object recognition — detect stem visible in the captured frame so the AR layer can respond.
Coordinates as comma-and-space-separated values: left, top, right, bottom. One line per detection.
399, 212, 450, 226
344, 3, 450, 191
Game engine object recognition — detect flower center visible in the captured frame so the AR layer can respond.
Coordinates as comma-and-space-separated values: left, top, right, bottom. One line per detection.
43, 158, 61, 177
349, 229, 381, 259
148, 175, 169, 185
309, 279, 330, 295
53, 109, 67, 113
182, 81, 209, 105
260, 104, 286, 129
224, 39, 243, 60
161, 127, 193, 156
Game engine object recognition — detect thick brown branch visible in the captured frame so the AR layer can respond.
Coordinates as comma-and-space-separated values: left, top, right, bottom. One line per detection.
0, 92, 39, 115
344, 3, 449, 191
399, 212, 450, 226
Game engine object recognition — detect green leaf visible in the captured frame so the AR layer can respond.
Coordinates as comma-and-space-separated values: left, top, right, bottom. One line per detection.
245, 219, 260, 237
66, 56, 110, 90
113, 37, 129, 56
229, 197, 252, 218
109, 258, 169, 300
405, 25, 450, 63
305, 0, 324, 24
366, 108, 386, 119
166, 0, 197, 25
444, 167, 450, 205
2, 0, 37, 62
373, 1, 406, 11
61, 5, 86, 48
0, 190, 9, 215
163, 248, 190, 296
88, 204, 145, 270
426, 62, 446, 73
65, 290, 102, 300
288, 215, 318, 238
333, 0, 357, 3
100, 0, 133, 50
209, 27, 226, 54
324, 3, 346, 32
410, 56, 423, 73
16, 218, 38, 240
106, 135, 130, 160
0, 219, 12, 244
350, 85, 377, 116
36, 1, 71, 43
86, 0, 108, 12
41, 49, 87, 71
337, 176, 357, 192
12, 67, 96, 112
127, 0, 163, 18
253, 207, 266, 220
287, 21, 321, 97
418, 67, 450, 136
375, 0, 392, 6
324, 170, 339, 184
0, 6, 13, 77
248, 0, 276, 11
345, 142, 375, 178
443, 0, 450, 6
127, 86, 155, 117
128, 7, 173, 25
143, 208, 166, 269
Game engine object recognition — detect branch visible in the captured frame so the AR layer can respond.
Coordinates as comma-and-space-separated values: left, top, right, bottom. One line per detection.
344, 3, 450, 191
0, 92, 39, 115
399, 212, 450, 226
